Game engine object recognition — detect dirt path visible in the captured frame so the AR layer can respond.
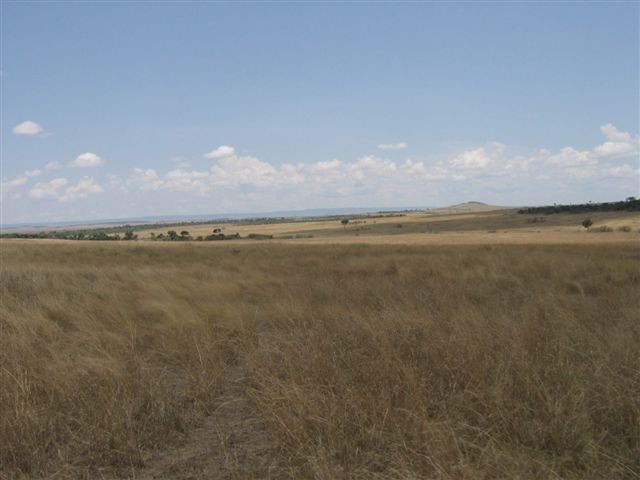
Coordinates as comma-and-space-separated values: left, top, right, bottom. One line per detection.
132, 363, 281, 480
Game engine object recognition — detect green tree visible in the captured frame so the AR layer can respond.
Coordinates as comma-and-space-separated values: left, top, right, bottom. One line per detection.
581, 218, 593, 230
341, 218, 349, 229
167, 230, 178, 240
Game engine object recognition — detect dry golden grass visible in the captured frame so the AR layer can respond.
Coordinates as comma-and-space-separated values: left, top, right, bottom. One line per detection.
133, 209, 640, 244
1, 240, 639, 479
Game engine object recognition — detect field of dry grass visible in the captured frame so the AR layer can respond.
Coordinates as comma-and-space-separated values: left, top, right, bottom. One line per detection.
133, 209, 640, 245
1, 238, 639, 479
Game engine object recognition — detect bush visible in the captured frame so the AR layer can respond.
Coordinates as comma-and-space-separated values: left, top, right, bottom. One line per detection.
593, 226, 613, 233
582, 219, 593, 229
618, 225, 632, 232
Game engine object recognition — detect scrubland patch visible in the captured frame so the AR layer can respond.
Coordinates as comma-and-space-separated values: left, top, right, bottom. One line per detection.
1, 242, 639, 479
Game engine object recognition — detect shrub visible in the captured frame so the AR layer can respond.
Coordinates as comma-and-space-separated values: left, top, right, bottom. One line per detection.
618, 225, 632, 232
582, 219, 593, 229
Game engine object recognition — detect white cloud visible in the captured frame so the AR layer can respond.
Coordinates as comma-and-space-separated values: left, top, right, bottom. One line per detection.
377, 142, 408, 150
204, 145, 235, 159
28, 176, 103, 202
12, 121, 44, 136
1, 169, 43, 194
99, 124, 640, 213
164, 169, 211, 195
547, 147, 595, 167
127, 168, 164, 191
309, 159, 342, 173
45, 161, 62, 171
62, 176, 104, 201
171, 156, 192, 168
28, 178, 69, 200
601, 123, 631, 142
601, 164, 640, 178
70, 152, 104, 168
402, 159, 426, 175
1, 176, 29, 193
592, 124, 638, 159
210, 155, 278, 186
593, 141, 637, 158
347, 155, 397, 181
450, 146, 494, 169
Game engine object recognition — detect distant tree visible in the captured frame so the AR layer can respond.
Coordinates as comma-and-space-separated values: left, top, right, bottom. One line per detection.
582, 218, 593, 230
167, 230, 178, 240
123, 230, 137, 240
180, 230, 190, 238
627, 196, 637, 202
341, 218, 349, 229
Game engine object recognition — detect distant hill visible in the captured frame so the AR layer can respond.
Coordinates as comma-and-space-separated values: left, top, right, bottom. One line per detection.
427, 201, 510, 214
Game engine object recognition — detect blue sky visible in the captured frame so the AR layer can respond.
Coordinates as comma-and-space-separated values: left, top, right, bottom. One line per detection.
2, 1, 638, 224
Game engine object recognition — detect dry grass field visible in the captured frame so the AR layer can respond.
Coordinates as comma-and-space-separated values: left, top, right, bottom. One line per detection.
134, 208, 640, 245
1, 232, 639, 479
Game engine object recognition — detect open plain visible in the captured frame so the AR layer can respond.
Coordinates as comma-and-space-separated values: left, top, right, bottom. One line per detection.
1, 209, 639, 479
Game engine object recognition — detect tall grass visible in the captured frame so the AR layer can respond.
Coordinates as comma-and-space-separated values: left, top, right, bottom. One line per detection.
1, 242, 638, 478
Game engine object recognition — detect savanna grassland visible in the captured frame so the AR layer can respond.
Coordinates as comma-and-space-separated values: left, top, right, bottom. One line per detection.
1, 237, 639, 479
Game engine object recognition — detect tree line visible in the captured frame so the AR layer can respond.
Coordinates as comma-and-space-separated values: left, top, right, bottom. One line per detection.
518, 197, 638, 215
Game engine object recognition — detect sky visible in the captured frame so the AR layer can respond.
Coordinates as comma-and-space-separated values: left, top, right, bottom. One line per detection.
1, 1, 639, 225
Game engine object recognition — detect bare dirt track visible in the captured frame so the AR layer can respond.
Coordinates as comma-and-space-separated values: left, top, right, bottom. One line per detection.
134, 363, 281, 480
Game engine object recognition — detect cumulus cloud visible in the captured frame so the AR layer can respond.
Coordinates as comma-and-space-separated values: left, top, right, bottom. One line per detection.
450, 147, 491, 169
28, 176, 103, 202
592, 123, 639, 159
204, 145, 235, 159
171, 156, 192, 168
28, 178, 69, 200
1, 176, 29, 193
63, 177, 104, 201
211, 155, 277, 186
12, 121, 44, 136
8, 122, 633, 217
377, 142, 408, 150
402, 159, 426, 175
601, 123, 631, 142
547, 147, 596, 167
601, 164, 640, 178
1, 169, 43, 194
117, 125, 636, 204
70, 152, 104, 168
45, 161, 62, 171
127, 168, 164, 191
